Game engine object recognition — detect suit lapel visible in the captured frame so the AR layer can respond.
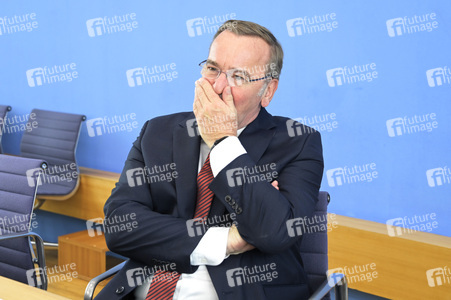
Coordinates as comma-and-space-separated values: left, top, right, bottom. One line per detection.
208, 108, 276, 220
173, 114, 200, 219
239, 107, 277, 162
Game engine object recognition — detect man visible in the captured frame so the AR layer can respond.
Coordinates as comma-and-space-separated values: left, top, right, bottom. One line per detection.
96, 20, 323, 300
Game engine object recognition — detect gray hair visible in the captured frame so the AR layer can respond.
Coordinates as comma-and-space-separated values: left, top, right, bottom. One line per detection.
212, 20, 284, 79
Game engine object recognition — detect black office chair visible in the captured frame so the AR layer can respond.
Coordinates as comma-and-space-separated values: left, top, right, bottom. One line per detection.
302, 192, 347, 300
84, 191, 347, 300
0, 154, 48, 289
0, 105, 12, 154
20, 109, 86, 212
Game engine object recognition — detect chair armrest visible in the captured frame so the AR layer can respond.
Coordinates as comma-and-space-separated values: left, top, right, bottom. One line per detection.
84, 260, 127, 300
308, 273, 348, 300
0, 231, 47, 290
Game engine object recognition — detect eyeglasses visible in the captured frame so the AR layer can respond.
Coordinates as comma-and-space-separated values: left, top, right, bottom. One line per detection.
199, 60, 270, 87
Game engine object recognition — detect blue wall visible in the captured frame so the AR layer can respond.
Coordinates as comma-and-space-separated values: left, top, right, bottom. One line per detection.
1, 1, 450, 237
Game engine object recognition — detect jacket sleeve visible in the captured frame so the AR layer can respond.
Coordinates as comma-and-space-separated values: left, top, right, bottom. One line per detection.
209, 130, 324, 253
103, 121, 202, 274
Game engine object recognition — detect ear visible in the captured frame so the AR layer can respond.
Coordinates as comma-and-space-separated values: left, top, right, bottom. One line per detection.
261, 79, 278, 108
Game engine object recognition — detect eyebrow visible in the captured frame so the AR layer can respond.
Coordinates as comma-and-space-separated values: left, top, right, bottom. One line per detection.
206, 59, 250, 76
206, 59, 220, 67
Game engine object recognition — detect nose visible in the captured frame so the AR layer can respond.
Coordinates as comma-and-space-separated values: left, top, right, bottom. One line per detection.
212, 72, 229, 95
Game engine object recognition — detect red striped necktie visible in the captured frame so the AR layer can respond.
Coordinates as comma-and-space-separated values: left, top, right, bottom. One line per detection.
146, 154, 214, 300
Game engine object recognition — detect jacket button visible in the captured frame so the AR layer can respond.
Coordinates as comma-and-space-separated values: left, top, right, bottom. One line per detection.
115, 286, 125, 294
230, 199, 236, 205
236, 207, 242, 215
225, 195, 232, 203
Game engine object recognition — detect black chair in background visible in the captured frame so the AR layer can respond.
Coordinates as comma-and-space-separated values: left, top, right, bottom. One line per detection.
302, 191, 347, 300
0, 154, 48, 289
84, 191, 347, 300
20, 109, 86, 216
0, 105, 12, 154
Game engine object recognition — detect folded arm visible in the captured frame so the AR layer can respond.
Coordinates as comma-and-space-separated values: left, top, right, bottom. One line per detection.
209, 131, 324, 254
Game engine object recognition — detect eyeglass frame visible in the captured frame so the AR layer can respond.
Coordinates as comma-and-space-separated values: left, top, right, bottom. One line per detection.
198, 59, 272, 87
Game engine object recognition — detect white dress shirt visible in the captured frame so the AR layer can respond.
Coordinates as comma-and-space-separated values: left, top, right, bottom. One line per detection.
135, 132, 246, 299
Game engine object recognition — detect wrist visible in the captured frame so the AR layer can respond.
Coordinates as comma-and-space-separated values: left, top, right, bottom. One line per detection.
210, 136, 229, 150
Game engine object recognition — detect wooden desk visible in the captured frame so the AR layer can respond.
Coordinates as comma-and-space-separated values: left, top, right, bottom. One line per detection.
328, 214, 451, 299
40, 167, 119, 220
58, 230, 109, 282
38, 166, 451, 299
0, 276, 70, 300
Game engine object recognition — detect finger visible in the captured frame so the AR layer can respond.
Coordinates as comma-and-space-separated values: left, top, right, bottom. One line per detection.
193, 86, 204, 110
271, 180, 279, 190
199, 78, 221, 104
223, 86, 234, 107
195, 81, 211, 107
193, 96, 201, 114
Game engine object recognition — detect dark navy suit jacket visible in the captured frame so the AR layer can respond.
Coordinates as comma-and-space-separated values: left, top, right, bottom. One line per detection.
96, 108, 324, 300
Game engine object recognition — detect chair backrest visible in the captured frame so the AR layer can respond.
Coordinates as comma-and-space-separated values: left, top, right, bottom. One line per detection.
0, 154, 46, 284
20, 109, 86, 198
299, 191, 330, 299
0, 105, 12, 154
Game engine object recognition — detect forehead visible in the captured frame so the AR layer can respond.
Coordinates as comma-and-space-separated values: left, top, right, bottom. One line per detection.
208, 31, 271, 70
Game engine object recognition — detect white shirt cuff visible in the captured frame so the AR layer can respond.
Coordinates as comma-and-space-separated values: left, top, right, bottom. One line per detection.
190, 227, 230, 266
210, 136, 246, 177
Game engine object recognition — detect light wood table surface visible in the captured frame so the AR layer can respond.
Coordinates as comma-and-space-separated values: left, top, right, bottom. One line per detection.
0, 276, 70, 300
